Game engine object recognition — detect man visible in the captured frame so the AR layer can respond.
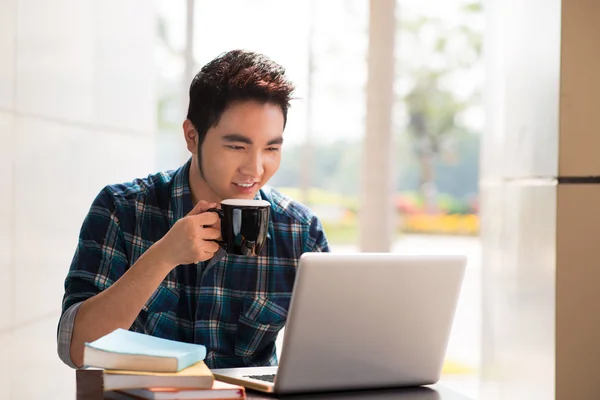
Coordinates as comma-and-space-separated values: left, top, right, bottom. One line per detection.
57, 50, 330, 369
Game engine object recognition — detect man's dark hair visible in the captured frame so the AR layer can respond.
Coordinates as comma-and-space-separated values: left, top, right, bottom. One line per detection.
186, 50, 295, 154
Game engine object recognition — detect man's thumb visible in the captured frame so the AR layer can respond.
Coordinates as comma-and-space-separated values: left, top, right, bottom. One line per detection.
187, 200, 218, 216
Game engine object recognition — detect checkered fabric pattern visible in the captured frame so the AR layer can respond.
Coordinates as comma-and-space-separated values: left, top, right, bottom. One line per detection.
60, 160, 329, 368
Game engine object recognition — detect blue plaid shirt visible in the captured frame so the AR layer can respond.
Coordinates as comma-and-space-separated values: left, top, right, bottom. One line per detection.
59, 160, 329, 369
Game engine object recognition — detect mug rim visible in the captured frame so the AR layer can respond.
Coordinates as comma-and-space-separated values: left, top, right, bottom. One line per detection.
220, 199, 270, 207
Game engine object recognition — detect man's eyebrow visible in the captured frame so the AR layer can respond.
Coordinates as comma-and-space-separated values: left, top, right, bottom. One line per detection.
222, 134, 253, 144
267, 137, 284, 146
221, 134, 284, 146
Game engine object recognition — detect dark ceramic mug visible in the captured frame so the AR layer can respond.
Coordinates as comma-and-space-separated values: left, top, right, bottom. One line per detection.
207, 199, 270, 256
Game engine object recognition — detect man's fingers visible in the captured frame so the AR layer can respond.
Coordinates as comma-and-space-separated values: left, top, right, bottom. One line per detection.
190, 211, 220, 226
201, 227, 222, 240
202, 240, 220, 253
187, 200, 218, 216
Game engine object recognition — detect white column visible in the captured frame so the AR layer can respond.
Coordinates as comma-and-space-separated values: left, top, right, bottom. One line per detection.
359, 0, 396, 252
181, 0, 196, 161
300, 0, 316, 207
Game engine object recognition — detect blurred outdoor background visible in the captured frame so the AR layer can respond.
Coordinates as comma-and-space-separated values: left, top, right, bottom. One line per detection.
155, 3, 484, 395
158, 0, 484, 396
156, 0, 483, 241
0, 0, 484, 398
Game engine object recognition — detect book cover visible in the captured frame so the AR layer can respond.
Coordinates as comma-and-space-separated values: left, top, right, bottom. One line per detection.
84, 329, 207, 372
103, 361, 214, 391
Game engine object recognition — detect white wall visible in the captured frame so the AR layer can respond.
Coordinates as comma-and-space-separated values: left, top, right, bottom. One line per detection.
481, 0, 600, 399
0, 1, 157, 398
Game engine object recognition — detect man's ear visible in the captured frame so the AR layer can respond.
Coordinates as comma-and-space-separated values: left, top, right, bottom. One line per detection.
183, 120, 198, 154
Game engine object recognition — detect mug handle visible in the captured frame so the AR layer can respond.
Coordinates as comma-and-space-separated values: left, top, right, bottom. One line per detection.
205, 208, 226, 249
206, 207, 224, 219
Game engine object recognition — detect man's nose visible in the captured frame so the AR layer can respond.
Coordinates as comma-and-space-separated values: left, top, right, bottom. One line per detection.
240, 151, 264, 177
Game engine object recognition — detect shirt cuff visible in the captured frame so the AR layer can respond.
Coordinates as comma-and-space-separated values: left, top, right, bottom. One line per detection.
57, 302, 83, 369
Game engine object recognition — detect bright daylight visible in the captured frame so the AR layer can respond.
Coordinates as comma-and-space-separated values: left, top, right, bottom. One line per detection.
2, 0, 597, 399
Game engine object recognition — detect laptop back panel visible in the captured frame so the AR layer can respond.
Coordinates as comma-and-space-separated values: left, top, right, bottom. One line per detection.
274, 253, 466, 394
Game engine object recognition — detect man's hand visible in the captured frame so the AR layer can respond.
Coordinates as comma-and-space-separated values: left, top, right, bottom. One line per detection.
157, 200, 222, 266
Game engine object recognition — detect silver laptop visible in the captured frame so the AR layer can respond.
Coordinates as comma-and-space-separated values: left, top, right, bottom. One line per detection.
212, 253, 466, 395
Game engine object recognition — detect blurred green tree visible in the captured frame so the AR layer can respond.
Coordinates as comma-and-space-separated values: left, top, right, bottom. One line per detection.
398, 1, 483, 212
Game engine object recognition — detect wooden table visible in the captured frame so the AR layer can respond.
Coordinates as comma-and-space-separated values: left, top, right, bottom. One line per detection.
243, 384, 471, 399
77, 370, 473, 400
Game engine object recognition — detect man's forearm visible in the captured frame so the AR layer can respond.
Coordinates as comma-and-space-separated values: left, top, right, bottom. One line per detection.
69, 240, 174, 367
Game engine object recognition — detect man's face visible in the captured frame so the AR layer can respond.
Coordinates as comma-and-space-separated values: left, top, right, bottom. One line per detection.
192, 100, 285, 201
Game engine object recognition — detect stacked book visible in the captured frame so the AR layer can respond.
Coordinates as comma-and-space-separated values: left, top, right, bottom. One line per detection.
80, 329, 245, 399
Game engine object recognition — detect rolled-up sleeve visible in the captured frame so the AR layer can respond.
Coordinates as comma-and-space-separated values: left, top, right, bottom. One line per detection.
57, 187, 129, 368
57, 302, 83, 368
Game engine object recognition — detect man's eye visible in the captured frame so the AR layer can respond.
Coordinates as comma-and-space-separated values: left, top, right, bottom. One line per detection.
226, 145, 244, 150
266, 147, 280, 152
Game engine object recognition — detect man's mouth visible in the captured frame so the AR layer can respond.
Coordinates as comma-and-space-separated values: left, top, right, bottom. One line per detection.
233, 182, 257, 188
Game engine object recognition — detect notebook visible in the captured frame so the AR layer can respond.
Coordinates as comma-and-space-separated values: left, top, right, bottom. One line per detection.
84, 329, 207, 372
102, 361, 214, 391
119, 381, 246, 400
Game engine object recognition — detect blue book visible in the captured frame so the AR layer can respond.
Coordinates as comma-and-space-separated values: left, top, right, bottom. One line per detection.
83, 328, 207, 372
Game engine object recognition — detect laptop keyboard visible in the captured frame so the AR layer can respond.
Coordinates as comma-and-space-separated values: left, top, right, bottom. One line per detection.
245, 374, 276, 383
